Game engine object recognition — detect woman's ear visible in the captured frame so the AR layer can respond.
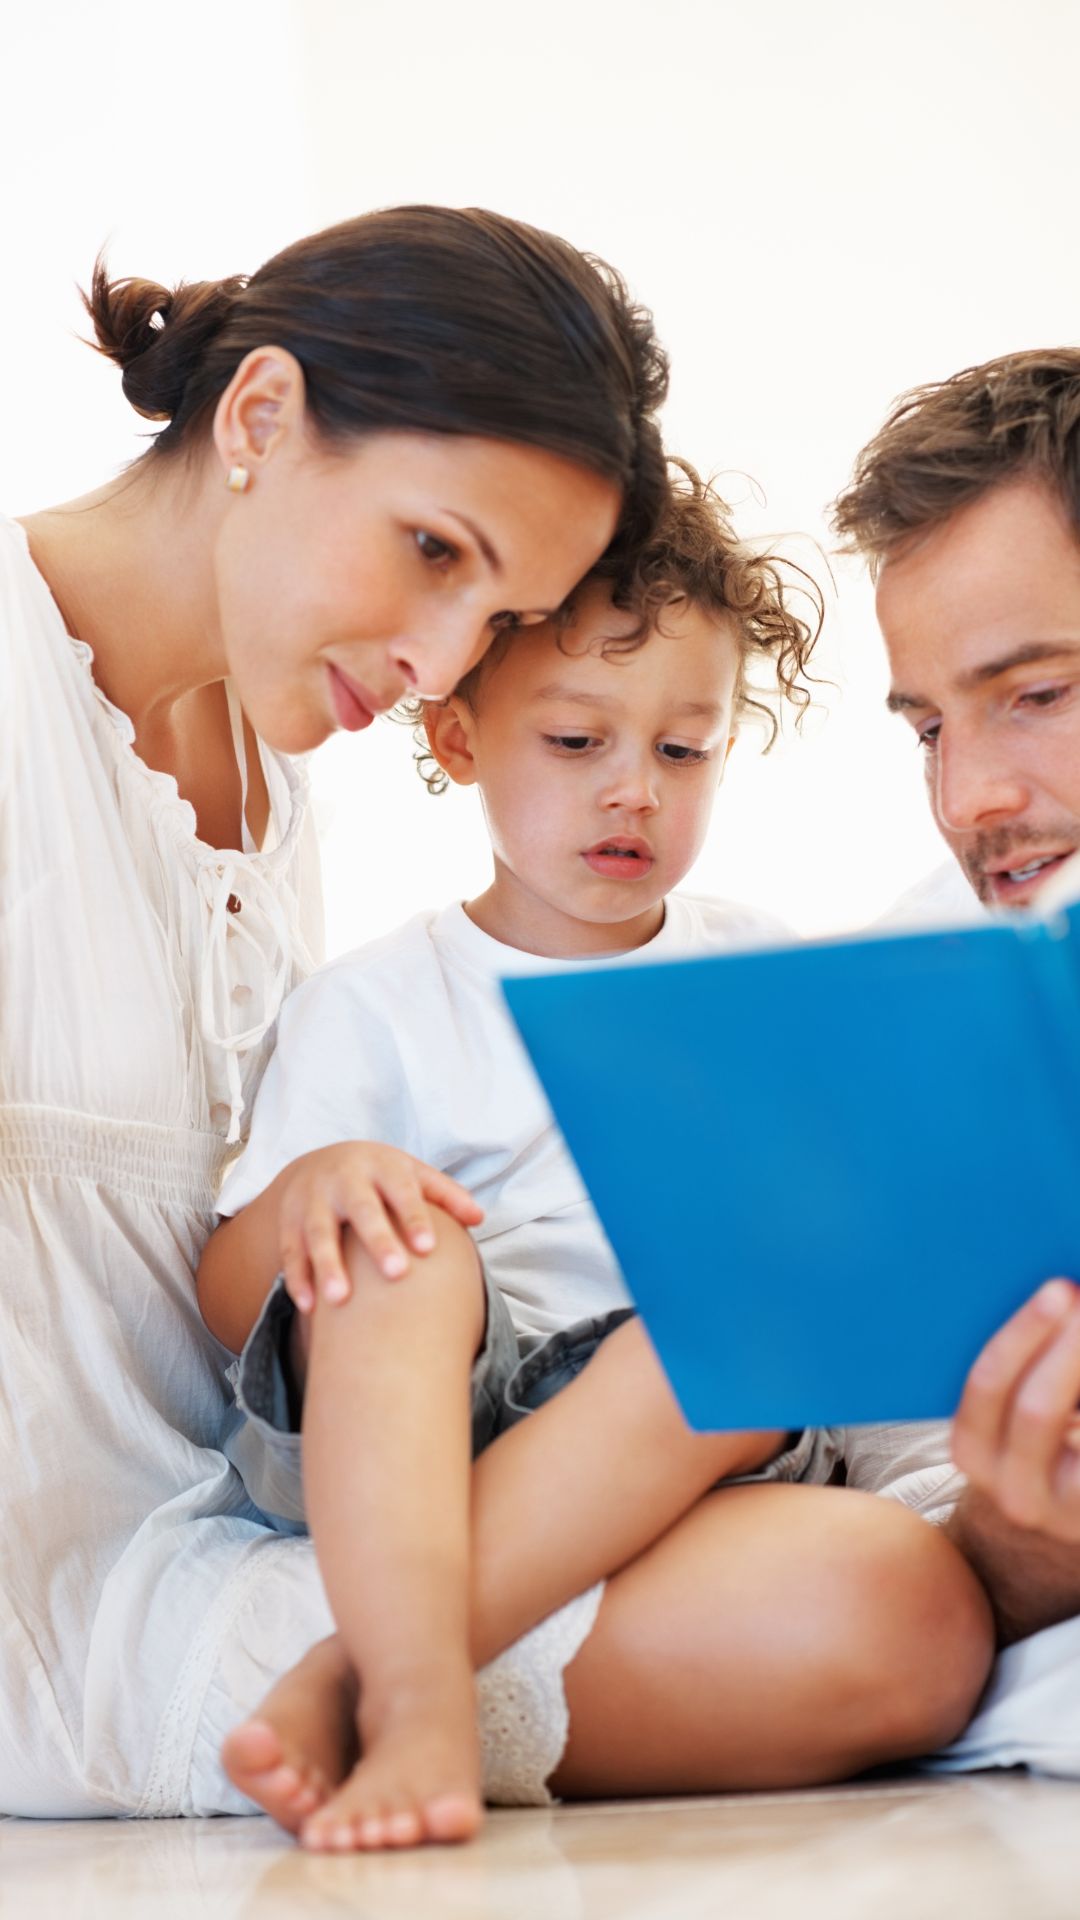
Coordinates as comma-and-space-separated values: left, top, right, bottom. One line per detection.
423, 697, 480, 788
212, 346, 307, 480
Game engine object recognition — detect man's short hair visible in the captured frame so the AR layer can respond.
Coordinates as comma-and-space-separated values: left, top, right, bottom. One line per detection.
832, 348, 1080, 572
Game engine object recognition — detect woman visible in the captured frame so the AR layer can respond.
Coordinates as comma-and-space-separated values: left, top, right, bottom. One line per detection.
0, 205, 989, 1822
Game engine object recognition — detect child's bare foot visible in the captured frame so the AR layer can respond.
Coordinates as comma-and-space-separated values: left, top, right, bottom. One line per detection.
300, 1654, 482, 1852
222, 1634, 358, 1835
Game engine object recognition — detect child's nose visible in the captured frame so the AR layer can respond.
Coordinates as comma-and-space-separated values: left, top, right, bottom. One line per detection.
600, 759, 660, 813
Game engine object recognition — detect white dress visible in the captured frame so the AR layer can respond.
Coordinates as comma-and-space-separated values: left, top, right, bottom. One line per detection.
0, 515, 342, 1816
0, 516, 598, 1816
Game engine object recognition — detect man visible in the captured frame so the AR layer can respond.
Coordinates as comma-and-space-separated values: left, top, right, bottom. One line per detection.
833, 349, 1080, 1647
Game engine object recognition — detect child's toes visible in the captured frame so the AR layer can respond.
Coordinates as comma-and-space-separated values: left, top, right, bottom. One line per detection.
422, 1790, 483, 1845
382, 1800, 425, 1848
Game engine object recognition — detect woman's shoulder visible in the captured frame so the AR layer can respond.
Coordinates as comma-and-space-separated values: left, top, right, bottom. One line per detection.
0, 515, 54, 674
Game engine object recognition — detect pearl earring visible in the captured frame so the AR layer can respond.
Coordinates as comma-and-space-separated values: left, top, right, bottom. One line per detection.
225, 464, 251, 494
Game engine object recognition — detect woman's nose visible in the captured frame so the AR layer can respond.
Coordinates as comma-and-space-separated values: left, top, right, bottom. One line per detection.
393, 610, 493, 701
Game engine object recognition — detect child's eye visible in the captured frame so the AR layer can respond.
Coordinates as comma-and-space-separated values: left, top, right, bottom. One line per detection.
414, 530, 459, 565
543, 733, 598, 754
658, 743, 708, 764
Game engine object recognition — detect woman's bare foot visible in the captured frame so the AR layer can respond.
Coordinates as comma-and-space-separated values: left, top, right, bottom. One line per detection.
300, 1653, 482, 1852
222, 1634, 358, 1834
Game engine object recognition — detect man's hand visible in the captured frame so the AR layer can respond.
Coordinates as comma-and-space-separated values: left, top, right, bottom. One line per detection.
952, 1278, 1080, 1542
276, 1143, 483, 1312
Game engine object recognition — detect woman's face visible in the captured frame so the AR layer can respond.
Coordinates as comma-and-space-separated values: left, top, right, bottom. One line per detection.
211, 422, 621, 754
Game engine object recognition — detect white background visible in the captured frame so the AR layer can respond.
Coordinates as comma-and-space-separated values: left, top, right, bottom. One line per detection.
4, 0, 1077, 954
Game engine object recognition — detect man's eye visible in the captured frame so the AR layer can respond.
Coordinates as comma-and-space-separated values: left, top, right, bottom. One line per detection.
415, 530, 458, 565
543, 733, 596, 753
658, 743, 708, 764
916, 723, 941, 752
1019, 686, 1066, 709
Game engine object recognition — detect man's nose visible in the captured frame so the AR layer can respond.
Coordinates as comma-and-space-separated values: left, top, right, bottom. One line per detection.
933, 729, 1031, 833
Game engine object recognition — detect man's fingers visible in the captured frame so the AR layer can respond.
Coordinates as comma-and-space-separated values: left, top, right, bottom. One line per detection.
996, 1300, 1080, 1528
953, 1279, 1077, 1485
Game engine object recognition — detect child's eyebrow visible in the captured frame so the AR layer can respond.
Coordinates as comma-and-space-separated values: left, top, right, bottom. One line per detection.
529, 684, 725, 722
530, 683, 621, 708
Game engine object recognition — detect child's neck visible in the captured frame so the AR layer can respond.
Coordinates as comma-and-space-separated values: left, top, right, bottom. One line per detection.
464, 873, 666, 960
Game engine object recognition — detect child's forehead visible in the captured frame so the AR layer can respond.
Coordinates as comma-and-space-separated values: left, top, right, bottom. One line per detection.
504, 588, 741, 691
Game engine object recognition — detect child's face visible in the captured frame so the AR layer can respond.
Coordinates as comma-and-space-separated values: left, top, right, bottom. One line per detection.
428, 580, 740, 955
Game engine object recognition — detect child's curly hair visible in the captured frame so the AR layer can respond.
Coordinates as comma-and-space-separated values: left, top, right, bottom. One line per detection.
399, 458, 823, 792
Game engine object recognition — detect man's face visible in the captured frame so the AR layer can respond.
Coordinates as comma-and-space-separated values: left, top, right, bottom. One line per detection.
877, 475, 1080, 910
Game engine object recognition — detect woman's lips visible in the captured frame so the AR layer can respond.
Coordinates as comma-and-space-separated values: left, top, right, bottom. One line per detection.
327, 664, 377, 733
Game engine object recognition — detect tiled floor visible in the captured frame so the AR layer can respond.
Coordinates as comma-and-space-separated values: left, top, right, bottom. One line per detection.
3, 1775, 1079, 1920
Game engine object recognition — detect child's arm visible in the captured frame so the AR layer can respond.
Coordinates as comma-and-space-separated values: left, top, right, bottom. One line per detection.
198, 1142, 483, 1354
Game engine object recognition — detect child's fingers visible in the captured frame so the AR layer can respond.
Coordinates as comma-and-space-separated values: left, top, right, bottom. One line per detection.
279, 1229, 316, 1314
416, 1165, 484, 1226
301, 1210, 356, 1305
342, 1189, 411, 1281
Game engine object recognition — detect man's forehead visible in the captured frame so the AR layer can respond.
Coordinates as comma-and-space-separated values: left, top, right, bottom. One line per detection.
876, 478, 1080, 703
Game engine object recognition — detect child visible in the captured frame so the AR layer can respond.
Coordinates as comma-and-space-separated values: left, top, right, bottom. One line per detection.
197, 465, 826, 1850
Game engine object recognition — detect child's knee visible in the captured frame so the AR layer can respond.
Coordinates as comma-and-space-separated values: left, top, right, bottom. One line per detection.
335, 1210, 486, 1338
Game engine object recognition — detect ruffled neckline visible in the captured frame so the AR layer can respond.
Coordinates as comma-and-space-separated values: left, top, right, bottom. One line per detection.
10, 514, 308, 873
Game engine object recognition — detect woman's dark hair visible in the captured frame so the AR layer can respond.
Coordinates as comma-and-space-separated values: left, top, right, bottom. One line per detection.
82, 205, 670, 569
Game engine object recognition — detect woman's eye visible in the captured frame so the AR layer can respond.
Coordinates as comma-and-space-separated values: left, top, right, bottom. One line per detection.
658, 743, 708, 764
543, 733, 597, 754
415, 530, 458, 565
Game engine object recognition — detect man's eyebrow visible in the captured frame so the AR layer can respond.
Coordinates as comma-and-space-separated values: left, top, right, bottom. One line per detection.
442, 510, 503, 577
887, 641, 1080, 713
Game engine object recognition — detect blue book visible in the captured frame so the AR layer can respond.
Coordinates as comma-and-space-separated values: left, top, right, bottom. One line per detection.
502, 900, 1080, 1430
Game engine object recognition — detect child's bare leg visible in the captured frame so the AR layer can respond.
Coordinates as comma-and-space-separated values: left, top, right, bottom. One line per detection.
222, 1634, 358, 1831
226, 1211, 487, 1852
229, 1311, 784, 1835
467, 1315, 787, 1665
301, 1210, 487, 1851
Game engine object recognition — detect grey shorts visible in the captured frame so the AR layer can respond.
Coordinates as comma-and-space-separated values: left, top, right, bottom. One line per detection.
224, 1268, 521, 1531
223, 1286, 833, 1532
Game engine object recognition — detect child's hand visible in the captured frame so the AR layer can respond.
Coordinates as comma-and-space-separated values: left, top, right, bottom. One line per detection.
276, 1143, 483, 1312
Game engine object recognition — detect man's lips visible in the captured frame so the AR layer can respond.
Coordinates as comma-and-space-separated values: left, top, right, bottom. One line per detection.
327, 665, 386, 733
581, 837, 655, 879
981, 850, 1073, 903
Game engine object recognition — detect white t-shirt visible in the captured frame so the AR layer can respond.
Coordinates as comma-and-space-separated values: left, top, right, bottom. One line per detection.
219, 893, 785, 1344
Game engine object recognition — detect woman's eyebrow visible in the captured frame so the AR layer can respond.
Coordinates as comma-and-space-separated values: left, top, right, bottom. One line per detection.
441, 510, 503, 577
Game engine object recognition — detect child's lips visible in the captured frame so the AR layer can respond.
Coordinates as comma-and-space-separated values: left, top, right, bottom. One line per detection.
581, 838, 655, 880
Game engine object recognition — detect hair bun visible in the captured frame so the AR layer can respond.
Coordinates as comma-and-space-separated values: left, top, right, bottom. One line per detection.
81, 255, 246, 422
